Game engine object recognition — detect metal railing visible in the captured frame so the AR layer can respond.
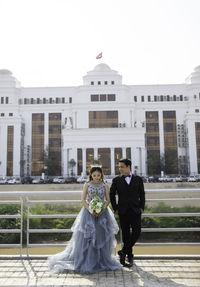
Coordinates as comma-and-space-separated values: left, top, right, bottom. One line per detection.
0, 189, 200, 257
0, 197, 23, 256
26, 198, 79, 256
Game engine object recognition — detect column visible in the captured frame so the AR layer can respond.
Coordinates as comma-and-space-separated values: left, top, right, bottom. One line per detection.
131, 147, 135, 174
13, 123, 21, 176
94, 148, 98, 162
188, 120, 198, 175
134, 148, 140, 175
111, 147, 115, 176
122, 147, 126, 158
82, 148, 86, 176
141, 148, 146, 176
63, 149, 68, 177
0, 124, 7, 177
138, 147, 142, 176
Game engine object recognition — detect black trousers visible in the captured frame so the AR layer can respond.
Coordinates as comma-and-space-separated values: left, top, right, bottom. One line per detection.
118, 209, 141, 255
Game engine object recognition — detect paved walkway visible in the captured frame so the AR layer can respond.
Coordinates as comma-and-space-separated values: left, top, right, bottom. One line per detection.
0, 258, 200, 287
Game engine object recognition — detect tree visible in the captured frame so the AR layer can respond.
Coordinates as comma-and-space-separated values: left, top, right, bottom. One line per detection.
68, 159, 76, 176
164, 148, 178, 174
20, 160, 26, 177
146, 157, 161, 175
41, 146, 61, 176
146, 150, 162, 175
93, 158, 101, 165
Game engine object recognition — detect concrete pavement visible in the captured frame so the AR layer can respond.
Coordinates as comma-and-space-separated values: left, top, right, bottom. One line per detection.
0, 257, 200, 287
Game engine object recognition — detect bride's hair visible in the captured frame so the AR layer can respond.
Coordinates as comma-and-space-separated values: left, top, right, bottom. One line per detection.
88, 166, 104, 181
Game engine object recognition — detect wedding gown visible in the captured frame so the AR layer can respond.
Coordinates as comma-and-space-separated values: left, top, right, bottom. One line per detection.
48, 181, 121, 274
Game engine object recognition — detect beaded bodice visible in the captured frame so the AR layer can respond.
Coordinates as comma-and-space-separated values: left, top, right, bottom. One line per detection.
86, 181, 106, 203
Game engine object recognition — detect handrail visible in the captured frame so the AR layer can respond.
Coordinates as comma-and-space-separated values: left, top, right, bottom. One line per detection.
0, 188, 200, 195
0, 198, 23, 256
0, 189, 199, 257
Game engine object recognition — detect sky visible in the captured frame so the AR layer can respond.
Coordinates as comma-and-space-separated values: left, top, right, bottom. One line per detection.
0, 0, 200, 87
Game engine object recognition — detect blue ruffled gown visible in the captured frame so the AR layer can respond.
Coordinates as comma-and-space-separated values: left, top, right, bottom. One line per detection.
48, 181, 122, 274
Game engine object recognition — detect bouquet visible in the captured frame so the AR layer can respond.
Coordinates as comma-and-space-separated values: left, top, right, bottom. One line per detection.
89, 196, 105, 215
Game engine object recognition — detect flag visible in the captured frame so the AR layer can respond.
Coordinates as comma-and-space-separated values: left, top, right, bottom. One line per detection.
96, 52, 102, 59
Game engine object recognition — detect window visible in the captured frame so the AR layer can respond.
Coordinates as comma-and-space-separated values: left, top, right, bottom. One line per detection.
89, 111, 118, 128
148, 96, 151, 102
31, 98, 34, 104
167, 95, 170, 101
111, 81, 115, 85
154, 95, 157, 102
43, 98, 46, 104
49, 98, 53, 104
7, 126, 14, 176
62, 97, 65, 103
146, 123, 159, 132
163, 111, 176, 119
160, 95, 163, 101
180, 95, 183, 101
9, 113, 13, 116
37, 98, 40, 104
24, 98, 27, 104
173, 95, 176, 101
31, 113, 44, 176
108, 94, 115, 101
98, 81, 101, 85
195, 109, 199, 113
104, 81, 108, 85
56, 97, 59, 103
1, 113, 4, 116
134, 96, 137, 102
141, 96, 144, 102
91, 81, 94, 85
69, 97, 72, 103
6, 97, 9, 104
98, 148, 111, 175
91, 94, 99, 102
90, 94, 116, 102
146, 111, 159, 120
1, 97, 4, 104
100, 94, 106, 101
165, 122, 174, 132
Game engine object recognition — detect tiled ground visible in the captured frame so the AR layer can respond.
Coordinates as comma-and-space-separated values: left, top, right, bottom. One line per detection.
0, 258, 200, 287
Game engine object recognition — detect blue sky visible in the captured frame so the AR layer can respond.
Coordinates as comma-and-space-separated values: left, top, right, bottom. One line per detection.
0, 0, 200, 87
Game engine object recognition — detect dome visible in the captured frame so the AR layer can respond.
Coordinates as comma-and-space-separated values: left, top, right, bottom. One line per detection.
185, 65, 200, 84
83, 63, 122, 85
94, 63, 111, 72
0, 69, 21, 87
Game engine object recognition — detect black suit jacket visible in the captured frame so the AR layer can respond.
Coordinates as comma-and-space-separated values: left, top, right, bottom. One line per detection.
110, 175, 145, 215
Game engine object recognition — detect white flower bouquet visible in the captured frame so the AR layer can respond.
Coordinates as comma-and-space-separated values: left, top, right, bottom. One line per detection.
89, 196, 105, 215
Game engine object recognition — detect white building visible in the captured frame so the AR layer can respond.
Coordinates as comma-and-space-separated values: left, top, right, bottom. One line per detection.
0, 63, 200, 178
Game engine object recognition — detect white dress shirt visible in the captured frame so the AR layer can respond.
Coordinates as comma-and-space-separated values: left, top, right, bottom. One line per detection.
124, 173, 132, 185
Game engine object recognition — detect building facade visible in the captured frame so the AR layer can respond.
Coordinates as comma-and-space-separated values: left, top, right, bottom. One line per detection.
0, 63, 200, 177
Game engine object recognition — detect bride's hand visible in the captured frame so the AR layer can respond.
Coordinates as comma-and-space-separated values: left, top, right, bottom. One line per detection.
92, 211, 98, 217
96, 210, 104, 217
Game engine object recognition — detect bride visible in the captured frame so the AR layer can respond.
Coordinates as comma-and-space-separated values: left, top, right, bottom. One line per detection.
48, 166, 121, 274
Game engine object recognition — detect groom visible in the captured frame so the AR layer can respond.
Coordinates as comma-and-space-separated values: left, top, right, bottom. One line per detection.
110, 158, 145, 267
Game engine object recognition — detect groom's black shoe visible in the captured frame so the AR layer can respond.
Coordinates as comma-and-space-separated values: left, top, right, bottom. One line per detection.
127, 254, 134, 267
118, 250, 126, 266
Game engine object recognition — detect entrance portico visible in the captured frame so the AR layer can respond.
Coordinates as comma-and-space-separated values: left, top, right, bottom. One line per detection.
63, 127, 146, 176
